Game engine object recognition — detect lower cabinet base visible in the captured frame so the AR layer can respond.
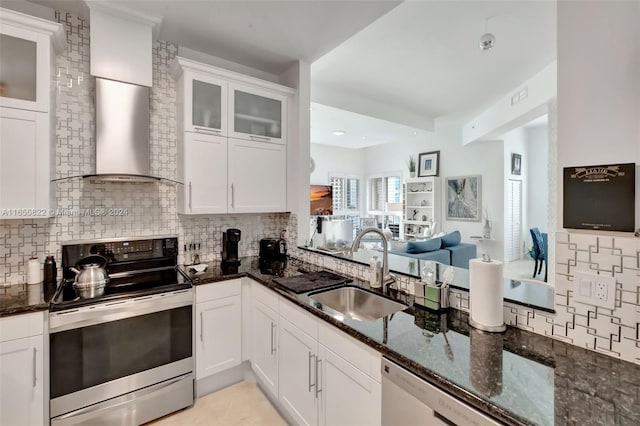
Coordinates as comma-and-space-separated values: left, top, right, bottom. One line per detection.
195, 361, 252, 398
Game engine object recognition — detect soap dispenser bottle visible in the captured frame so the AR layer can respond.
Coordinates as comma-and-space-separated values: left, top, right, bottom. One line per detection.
370, 255, 382, 288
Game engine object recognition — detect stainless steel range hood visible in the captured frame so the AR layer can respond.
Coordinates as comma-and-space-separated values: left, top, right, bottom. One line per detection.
86, 77, 159, 183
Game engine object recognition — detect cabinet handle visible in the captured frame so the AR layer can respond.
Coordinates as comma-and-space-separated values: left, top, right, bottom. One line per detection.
250, 135, 271, 142
32, 347, 36, 388
195, 127, 221, 135
189, 181, 193, 211
231, 184, 235, 209
315, 358, 322, 398
270, 322, 276, 355
308, 352, 316, 392
200, 312, 203, 342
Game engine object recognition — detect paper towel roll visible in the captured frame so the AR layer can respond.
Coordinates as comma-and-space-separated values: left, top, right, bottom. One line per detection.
469, 258, 505, 332
27, 258, 41, 285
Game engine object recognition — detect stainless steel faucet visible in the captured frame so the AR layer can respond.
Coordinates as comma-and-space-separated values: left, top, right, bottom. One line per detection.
351, 227, 396, 291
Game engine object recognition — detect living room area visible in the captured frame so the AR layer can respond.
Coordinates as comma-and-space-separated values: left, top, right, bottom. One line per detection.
307, 1, 556, 288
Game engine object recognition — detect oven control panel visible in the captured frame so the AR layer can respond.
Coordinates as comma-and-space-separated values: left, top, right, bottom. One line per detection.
103, 240, 154, 255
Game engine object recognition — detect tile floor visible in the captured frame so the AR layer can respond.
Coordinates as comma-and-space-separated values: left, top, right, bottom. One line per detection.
147, 381, 287, 426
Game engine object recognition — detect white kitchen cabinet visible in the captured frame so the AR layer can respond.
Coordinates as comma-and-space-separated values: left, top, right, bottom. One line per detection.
279, 315, 319, 426
0, 8, 63, 219
178, 70, 227, 136
251, 299, 279, 398
228, 138, 286, 213
318, 343, 381, 426
178, 132, 227, 214
0, 107, 54, 218
229, 83, 287, 145
171, 57, 292, 215
277, 298, 381, 426
0, 311, 45, 426
195, 279, 242, 380
0, 8, 65, 112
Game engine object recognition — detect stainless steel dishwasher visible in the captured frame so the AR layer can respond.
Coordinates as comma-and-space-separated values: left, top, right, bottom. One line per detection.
381, 358, 502, 426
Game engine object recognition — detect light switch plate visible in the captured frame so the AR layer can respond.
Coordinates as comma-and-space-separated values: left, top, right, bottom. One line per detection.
573, 270, 616, 310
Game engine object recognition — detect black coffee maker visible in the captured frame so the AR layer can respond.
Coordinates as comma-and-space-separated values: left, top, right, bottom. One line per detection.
221, 228, 241, 264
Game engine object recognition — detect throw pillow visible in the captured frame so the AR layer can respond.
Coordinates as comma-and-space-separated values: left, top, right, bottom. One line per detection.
389, 240, 408, 253
407, 238, 442, 254
441, 230, 461, 247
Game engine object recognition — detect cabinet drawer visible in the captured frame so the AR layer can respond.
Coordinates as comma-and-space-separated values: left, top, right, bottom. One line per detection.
318, 320, 377, 379
195, 278, 241, 303
279, 298, 318, 340
251, 280, 279, 312
0, 311, 44, 343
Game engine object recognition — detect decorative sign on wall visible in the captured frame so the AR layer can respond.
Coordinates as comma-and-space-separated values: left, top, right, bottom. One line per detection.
563, 163, 636, 232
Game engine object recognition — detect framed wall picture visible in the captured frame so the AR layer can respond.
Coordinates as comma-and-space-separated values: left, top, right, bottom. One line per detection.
511, 153, 522, 175
446, 175, 482, 221
418, 151, 440, 177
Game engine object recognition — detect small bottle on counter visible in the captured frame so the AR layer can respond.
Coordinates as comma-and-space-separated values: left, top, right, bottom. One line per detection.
370, 255, 382, 288
44, 255, 57, 295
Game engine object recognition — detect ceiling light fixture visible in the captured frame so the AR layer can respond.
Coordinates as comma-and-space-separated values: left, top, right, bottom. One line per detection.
479, 17, 495, 51
332, 130, 346, 136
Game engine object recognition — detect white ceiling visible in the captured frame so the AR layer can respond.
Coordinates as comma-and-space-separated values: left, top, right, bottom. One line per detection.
25, 0, 556, 143
310, 102, 429, 150
311, 0, 557, 125
28, 0, 401, 74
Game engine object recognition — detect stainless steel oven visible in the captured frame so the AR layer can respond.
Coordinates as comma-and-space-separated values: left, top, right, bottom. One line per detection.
49, 237, 193, 426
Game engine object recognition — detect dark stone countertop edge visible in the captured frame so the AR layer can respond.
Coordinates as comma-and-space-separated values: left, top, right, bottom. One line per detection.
0, 302, 49, 318
187, 265, 532, 426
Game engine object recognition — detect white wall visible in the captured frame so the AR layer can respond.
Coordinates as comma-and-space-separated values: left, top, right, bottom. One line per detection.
310, 143, 365, 185
525, 125, 549, 235
361, 124, 505, 260
558, 0, 640, 230
502, 127, 528, 259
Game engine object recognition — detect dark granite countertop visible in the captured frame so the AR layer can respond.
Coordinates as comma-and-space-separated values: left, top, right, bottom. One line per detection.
0, 282, 54, 317
182, 256, 640, 426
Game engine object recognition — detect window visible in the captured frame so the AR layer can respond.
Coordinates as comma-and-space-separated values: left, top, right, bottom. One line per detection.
368, 175, 401, 212
330, 175, 360, 214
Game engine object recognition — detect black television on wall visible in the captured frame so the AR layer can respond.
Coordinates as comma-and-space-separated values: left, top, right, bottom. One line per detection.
310, 185, 333, 216
563, 163, 636, 232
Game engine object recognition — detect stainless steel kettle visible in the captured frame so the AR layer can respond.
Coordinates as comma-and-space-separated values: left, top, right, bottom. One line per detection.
70, 255, 110, 298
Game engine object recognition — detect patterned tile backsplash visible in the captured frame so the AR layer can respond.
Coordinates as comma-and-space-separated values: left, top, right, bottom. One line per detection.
291, 232, 640, 365
0, 11, 294, 284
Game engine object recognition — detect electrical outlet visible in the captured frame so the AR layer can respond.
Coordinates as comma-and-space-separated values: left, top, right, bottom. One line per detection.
573, 271, 616, 310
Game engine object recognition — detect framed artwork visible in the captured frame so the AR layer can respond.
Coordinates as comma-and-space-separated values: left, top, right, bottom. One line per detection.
511, 153, 522, 175
446, 175, 482, 221
418, 151, 440, 177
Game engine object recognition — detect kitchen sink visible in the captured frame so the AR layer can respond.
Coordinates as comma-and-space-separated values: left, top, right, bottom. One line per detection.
309, 286, 406, 321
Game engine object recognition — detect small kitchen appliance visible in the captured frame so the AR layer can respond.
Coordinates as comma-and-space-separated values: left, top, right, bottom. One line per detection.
221, 228, 241, 264
49, 236, 193, 426
259, 237, 287, 261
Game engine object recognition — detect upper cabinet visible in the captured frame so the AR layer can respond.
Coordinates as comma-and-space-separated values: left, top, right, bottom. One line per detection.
0, 8, 65, 112
0, 8, 64, 218
171, 57, 294, 215
229, 83, 286, 144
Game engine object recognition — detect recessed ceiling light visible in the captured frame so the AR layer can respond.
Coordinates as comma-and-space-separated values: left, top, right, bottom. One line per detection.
413, 131, 418, 136
332, 130, 346, 136
362, 136, 367, 139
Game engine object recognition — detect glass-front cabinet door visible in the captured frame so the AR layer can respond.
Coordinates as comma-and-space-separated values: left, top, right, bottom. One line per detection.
183, 71, 227, 136
229, 83, 286, 144
0, 20, 58, 112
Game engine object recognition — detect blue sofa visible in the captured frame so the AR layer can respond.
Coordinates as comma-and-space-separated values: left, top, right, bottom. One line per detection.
385, 231, 477, 268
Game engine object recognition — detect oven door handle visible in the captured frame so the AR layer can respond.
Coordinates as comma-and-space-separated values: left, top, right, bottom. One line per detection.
51, 374, 191, 425
50, 290, 193, 333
